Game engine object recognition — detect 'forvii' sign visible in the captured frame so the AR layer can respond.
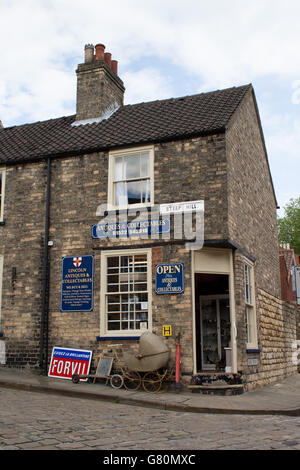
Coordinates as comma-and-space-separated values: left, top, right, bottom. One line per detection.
48, 347, 92, 380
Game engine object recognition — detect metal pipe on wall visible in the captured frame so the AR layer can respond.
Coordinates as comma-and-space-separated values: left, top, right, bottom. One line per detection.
39, 157, 51, 373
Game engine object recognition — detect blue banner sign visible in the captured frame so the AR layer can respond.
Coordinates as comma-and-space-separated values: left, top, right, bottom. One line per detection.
61, 255, 94, 312
155, 263, 184, 294
92, 218, 170, 238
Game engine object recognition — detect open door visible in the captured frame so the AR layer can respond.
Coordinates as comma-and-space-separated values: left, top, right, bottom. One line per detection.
195, 273, 231, 372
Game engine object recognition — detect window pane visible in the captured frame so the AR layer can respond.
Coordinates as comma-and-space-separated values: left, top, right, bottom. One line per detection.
121, 256, 132, 273
114, 157, 123, 180
108, 313, 120, 321
107, 301, 120, 312
114, 182, 127, 206
140, 153, 149, 177
141, 179, 150, 203
108, 256, 119, 269
244, 265, 252, 304
124, 154, 140, 179
108, 322, 121, 331
126, 181, 141, 205
246, 306, 253, 344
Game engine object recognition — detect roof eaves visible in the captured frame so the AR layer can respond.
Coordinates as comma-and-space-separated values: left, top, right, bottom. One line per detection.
0, 126, 227, 166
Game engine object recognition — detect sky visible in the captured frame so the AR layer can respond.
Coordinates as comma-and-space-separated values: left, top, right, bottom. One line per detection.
0, 0, 299, 216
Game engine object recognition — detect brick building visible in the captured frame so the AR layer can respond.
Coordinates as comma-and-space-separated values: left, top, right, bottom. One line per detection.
0, 43, 297, 390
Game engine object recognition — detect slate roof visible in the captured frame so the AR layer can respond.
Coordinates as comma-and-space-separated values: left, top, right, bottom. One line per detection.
0, 84, 251, 164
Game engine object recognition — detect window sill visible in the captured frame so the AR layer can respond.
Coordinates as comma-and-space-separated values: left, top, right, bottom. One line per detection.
96, 336, 140, 341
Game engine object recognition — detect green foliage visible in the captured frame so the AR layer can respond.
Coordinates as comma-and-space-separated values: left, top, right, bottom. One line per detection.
278, 197, 300, 255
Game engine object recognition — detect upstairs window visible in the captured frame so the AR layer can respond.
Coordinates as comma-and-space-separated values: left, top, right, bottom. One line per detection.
0, 169, 6, 222
108, 147, 154, 209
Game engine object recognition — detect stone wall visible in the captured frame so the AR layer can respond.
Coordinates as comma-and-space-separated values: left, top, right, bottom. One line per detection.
0, 161, 47, 367
245, 290, 297, 390
226, 89, 281, 299
233, 250, 297, 390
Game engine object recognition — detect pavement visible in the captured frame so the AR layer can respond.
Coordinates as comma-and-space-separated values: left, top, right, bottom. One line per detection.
0, 366, 300, 416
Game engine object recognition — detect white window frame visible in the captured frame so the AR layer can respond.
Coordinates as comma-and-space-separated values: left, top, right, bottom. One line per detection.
0, 168, 6, 223
244, 261, 258, 349
100, 248, 152, 338
108, 146, 154, 210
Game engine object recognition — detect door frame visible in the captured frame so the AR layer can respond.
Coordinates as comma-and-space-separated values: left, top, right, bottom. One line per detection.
191, 248, 237, 374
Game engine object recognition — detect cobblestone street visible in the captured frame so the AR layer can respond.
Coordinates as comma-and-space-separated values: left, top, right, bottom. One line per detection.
0, 387, 300, 451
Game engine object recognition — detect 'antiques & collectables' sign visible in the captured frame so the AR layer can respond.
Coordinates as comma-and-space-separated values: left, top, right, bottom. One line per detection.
92, 218, 170, 238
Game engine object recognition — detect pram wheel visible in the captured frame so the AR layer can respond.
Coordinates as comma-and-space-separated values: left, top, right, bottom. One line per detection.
123, 371, 141, 391
142, 372, 162, 393
110, 374, 124, 389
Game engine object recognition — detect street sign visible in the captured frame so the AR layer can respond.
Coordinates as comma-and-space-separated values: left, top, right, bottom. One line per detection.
48, 346, 92, 380
160, 200, 204, 215
61, 255, 94, 312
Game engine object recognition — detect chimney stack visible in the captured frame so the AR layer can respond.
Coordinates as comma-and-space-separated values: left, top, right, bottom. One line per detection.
95, 43, 105, 61
84, 44, 94, 64
76, 43, 125, 122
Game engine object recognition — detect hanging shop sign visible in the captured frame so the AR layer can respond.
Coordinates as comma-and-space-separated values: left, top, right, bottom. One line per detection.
61, 255, 94, 312
92, 218, 170, 238
155, 263, 184, 294
48, 346, 92, 380
160, 200, 204, 215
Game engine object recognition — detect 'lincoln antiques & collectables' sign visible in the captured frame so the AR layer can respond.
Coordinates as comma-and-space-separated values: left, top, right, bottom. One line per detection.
61, 255, 94, 312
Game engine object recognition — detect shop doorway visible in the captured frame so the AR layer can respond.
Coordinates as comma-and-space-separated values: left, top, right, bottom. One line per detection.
195, 273, 231, 371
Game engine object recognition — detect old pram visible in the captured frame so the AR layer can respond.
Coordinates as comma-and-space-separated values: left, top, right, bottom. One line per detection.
123, 331, 174, 393
72, 331, 174, 393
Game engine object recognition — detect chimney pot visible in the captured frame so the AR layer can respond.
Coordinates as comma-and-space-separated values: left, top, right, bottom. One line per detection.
95, 43, 105, 61
104, 52, 112, 68
111, 60, 118, 75
84, 44, 94, 63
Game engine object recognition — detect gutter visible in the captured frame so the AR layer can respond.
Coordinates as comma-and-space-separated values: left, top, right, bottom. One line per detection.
39, 157, 51, 373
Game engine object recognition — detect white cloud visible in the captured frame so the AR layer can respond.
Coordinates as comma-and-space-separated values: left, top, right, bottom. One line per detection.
123, 68, 173, 105
2, 0, 300, 124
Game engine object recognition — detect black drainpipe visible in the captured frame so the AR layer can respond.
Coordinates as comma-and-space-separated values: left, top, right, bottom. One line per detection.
39, 157, 51, 373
